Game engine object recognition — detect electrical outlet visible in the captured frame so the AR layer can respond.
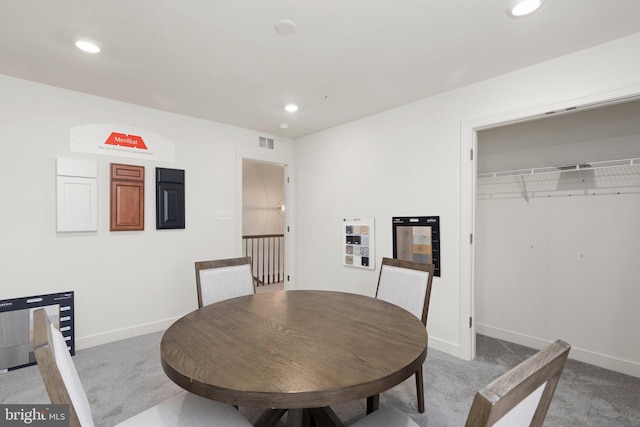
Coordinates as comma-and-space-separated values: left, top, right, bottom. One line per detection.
216, 210, 232, 221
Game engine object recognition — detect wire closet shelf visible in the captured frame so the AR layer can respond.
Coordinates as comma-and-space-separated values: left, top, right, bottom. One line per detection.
477, 157, 640, 201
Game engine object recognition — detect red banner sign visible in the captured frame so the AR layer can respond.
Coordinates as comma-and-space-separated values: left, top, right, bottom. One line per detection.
71, 124, 175, 162
104, 132, 148, 150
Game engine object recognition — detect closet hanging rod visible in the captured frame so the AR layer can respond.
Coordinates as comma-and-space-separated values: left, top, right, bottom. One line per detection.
478, 157, 640, 179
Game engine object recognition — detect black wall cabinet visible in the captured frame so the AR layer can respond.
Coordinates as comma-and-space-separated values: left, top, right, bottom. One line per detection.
156, 168, 185, 229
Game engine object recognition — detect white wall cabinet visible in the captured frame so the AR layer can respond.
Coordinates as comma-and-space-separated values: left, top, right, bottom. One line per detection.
56, 158, 98, 232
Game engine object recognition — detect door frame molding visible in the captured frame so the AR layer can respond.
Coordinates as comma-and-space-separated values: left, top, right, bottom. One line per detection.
459, 82, 640, 361
237, 149, 294, 289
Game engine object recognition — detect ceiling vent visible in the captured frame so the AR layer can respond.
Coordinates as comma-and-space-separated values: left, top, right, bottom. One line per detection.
259, 136, 274, 150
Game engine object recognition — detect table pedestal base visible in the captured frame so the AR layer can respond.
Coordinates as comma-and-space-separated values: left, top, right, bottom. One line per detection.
366, 394, 380, 414
254, 407, 346, 427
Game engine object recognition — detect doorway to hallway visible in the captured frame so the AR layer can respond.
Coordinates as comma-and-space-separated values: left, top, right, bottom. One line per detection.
242, 159, 286, 290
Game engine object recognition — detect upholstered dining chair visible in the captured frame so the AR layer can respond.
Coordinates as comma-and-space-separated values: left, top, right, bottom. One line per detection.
195, 256, 255, 308
32, 308, 253, 427
351, 339, 571, 427
373, 257, 434, 413
464, 339, 571, 427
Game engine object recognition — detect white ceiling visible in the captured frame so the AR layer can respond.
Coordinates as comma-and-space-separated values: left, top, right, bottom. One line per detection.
2, 1, 640, 139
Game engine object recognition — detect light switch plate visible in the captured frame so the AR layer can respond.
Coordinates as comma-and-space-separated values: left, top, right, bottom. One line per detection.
216, 210, 232, 221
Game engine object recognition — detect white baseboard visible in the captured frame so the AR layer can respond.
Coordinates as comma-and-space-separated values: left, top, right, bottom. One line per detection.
477, 324, 640, 378
428, 335, 461, 358
75, 317, 180, 350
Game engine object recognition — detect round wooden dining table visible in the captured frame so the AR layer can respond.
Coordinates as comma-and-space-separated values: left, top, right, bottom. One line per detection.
161, 290, 428, 427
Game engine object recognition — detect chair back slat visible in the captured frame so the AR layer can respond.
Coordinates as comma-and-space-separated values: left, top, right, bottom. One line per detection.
465, 339, 571, 427
195, 257, 255, 307
375, 257, 434, 325
33, 308, 93, 427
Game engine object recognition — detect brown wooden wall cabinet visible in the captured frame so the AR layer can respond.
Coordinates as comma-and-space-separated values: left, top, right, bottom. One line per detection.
110, 163, 144, 231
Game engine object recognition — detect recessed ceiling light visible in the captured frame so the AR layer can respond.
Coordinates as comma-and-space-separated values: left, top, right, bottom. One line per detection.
75, 40, 101, 54
508, 0, 542, 17
279, 123, 289, 129
275, 19, 298, 36
284, 104, 298, 113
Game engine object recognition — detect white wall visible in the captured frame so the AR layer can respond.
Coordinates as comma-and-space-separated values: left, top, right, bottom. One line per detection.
0, 75, 293, 349
293, 32, 640, 360
475, 182, 640, 376
292, 102, 464, 355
